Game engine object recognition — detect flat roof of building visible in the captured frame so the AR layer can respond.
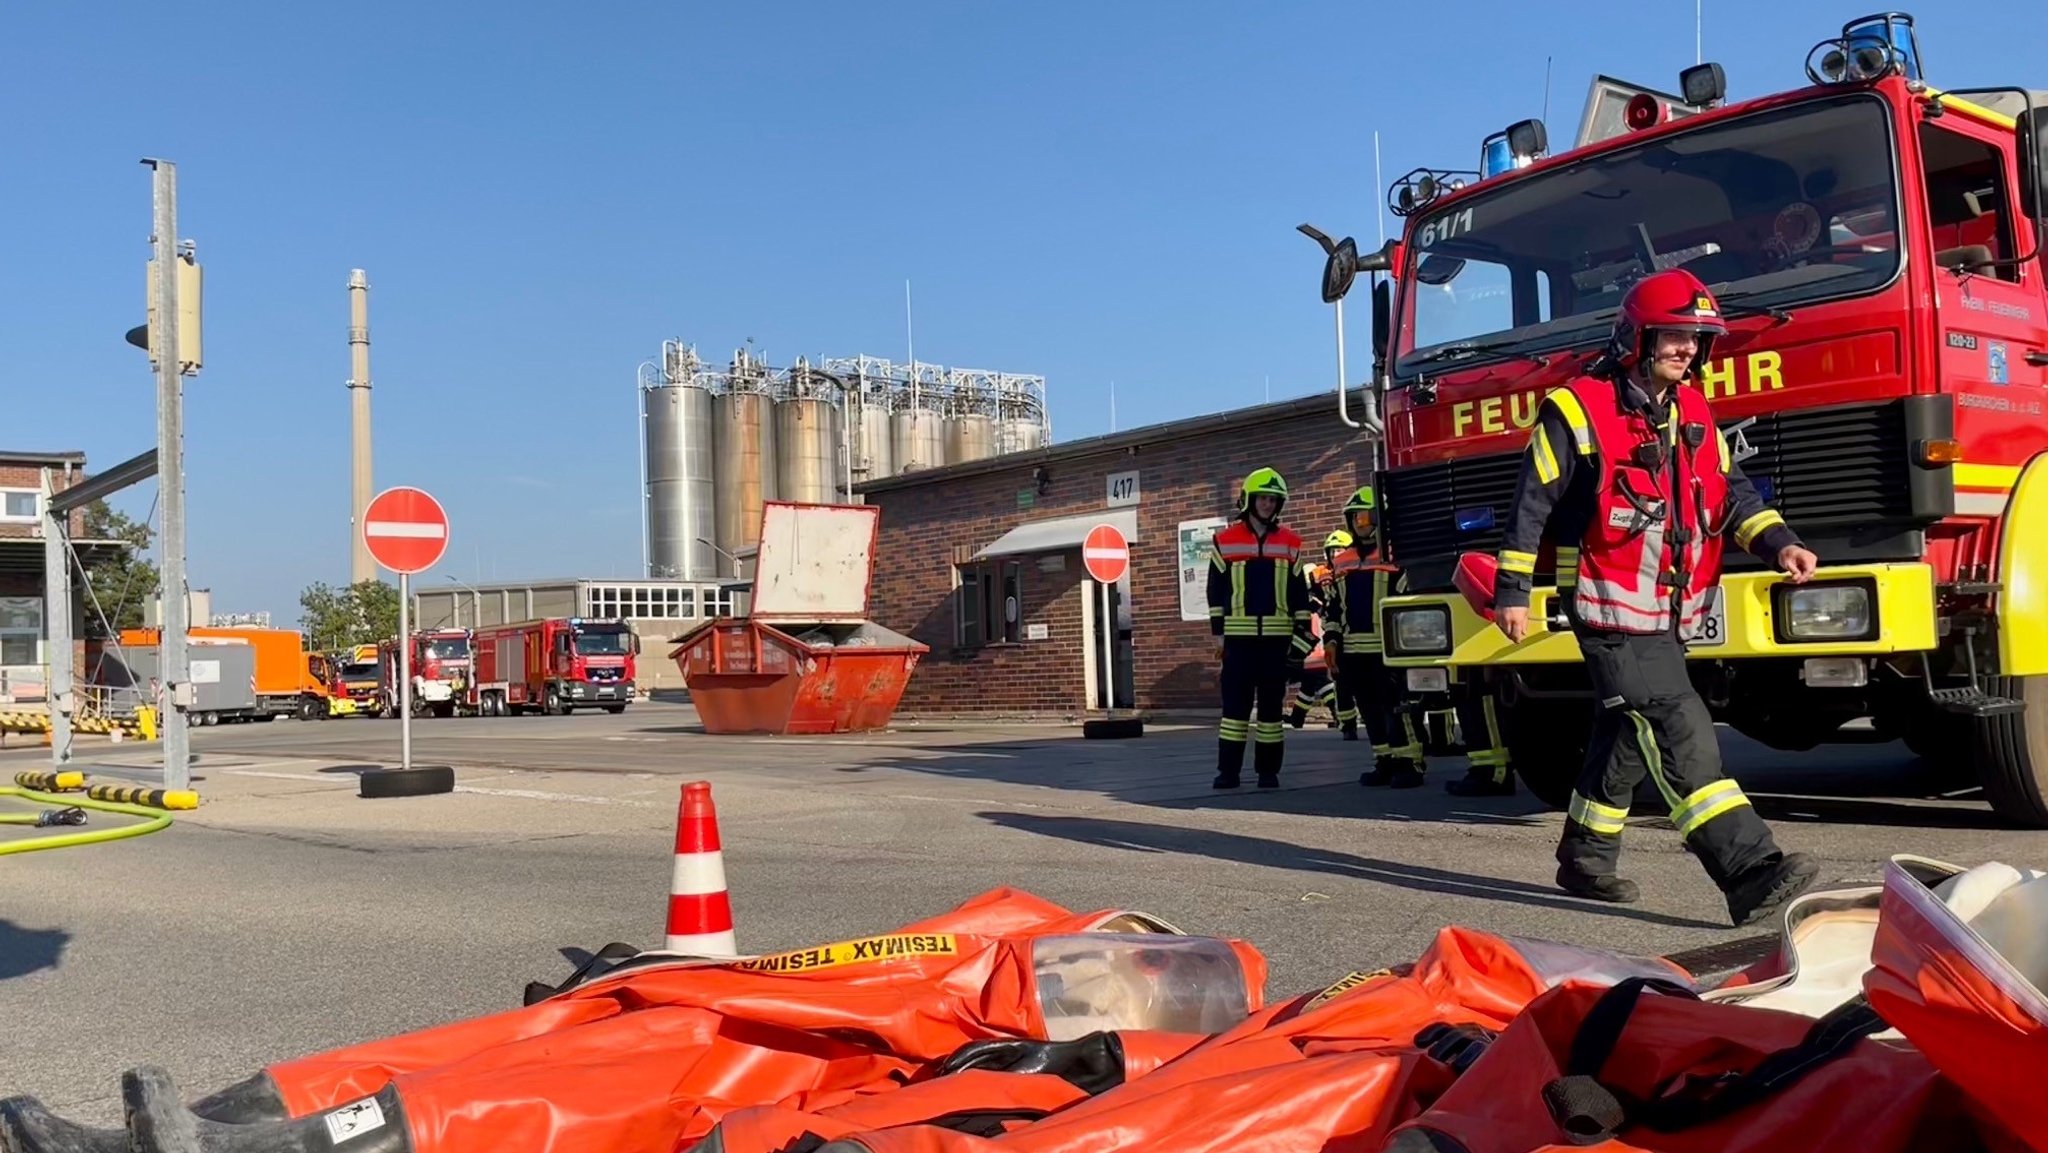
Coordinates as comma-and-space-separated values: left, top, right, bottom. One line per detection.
0, 450, 88, 468
855, 387, 1376, 495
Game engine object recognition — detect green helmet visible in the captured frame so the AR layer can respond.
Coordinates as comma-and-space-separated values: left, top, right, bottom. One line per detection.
1236, 467, 1289, 516
1323, 529, 1354, 552
1343, 485, 1377, 515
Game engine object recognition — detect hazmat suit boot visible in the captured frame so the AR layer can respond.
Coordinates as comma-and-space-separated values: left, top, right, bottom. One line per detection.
1555, 865, 1642, 904
1724, 851, 1822, 928
1341, 721, 1358, 741
1388, 761, 1426, 789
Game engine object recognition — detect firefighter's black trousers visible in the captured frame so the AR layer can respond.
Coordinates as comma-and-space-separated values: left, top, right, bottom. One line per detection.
1454, 678, 1512, 784
1217, 637, 1294, 781
1336, 649, 1423, 766
1558, 626, 1782, 889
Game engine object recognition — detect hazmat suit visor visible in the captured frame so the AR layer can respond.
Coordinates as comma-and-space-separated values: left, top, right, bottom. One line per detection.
1030, 933, 1253, 1041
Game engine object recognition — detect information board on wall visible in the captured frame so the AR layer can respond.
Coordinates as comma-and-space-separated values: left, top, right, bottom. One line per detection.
1177, 517, 1230, 622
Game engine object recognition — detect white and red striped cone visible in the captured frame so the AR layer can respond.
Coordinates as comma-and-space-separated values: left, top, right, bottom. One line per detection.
665, 780, 738, 956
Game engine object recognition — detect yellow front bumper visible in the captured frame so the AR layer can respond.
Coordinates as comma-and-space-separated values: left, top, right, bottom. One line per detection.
1378, 563, 1940, 668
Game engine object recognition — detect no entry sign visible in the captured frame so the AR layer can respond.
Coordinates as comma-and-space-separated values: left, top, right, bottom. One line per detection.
1083, 523, 1129, 584
362, 486, 450, 575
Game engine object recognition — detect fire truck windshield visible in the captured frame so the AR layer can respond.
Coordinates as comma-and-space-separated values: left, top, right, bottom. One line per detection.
1397, 93, 1901, 376
571, 629, 632, 656
339, 662, 377, 680
421, 639, 469, 661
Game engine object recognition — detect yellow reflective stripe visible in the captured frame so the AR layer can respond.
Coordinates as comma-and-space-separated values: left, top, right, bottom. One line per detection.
1208, 607, 1224, 617
1544, 389, 1595, 454
1531, 426, 1561, 485
1253, 722, 1285, 744
1211, 549, 1228, 572
1956, 463, 2021, 490
1230, 563, 1246, 615
1499, 550, 1537, 575
1568, 791, 1629, 835
1671, 779, 1752, 837
1733, 508, 1785, 550
1218, 718, 1249, 741
1342, 635, 1384, 653
1630, 712, 1684, 811
1713, 428, 1732, 475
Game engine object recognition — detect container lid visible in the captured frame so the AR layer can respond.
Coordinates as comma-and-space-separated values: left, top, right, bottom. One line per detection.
749, 501, 881, 620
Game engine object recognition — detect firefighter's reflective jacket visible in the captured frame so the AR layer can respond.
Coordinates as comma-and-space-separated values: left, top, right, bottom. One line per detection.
1207, 521, 1314, 656
1322, 544, 1403, 654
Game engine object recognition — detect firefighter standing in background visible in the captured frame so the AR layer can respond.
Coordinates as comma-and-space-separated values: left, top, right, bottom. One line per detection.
1493, 268, 1820, 926
1290, 533, 1358, 736
1207, 468, 1315, 789
1324, 486, 1428, 788
1442, 675, 1518, 797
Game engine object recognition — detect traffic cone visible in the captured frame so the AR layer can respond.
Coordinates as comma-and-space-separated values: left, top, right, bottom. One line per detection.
665, 780, 738, 956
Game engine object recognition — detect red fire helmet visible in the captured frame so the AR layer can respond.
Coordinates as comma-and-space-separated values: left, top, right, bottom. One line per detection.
1607, 268, 1729, 375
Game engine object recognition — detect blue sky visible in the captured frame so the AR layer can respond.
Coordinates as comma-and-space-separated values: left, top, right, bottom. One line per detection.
2, 1, 2034, 622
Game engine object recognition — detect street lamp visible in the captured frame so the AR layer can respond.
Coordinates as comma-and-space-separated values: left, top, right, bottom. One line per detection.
443, 574, 486, 628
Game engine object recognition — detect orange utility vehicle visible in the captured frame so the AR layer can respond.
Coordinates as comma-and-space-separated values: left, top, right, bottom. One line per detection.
116, 626, 333, 722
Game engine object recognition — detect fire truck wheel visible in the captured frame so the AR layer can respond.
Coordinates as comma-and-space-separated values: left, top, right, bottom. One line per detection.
1496, 693, 1590, 811
358, 764, 456, 799
1971, 675, 2048, 829
433, 702, 455, 719
297, 697, 321, 722
603, 705, 626, 715
544, 686, 564, 716
1082, 717, 1144, 739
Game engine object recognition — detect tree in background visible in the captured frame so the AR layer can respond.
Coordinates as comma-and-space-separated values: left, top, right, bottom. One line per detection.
299, 580, 403, 652
80, 501, 158, 636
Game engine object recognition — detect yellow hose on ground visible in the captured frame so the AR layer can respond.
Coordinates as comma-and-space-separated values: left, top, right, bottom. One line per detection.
0, 785, 174, 856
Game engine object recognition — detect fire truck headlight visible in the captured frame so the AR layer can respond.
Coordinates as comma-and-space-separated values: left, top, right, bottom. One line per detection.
1389, 607, 1452, 656
1775, 581, 1876, 643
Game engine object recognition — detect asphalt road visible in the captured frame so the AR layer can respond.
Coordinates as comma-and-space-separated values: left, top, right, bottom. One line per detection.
2, 701, 2036, 1124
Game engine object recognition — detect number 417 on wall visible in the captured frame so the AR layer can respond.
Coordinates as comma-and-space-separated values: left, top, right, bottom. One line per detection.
1107, 471, 1139, 507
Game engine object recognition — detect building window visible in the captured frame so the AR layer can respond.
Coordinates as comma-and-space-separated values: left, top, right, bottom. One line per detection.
0, 490, 37, 524
955, 560, 1022, 648
0, 597, 41, 667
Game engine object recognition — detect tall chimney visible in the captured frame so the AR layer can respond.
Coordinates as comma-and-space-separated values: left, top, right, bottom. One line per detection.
348, 269, 375, 584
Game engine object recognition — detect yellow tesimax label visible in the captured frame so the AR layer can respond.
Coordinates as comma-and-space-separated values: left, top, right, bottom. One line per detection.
735, 932, 960, 973
1305, 967, 1393, 1009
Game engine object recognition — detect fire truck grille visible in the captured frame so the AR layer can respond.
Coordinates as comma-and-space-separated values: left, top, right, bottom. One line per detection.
1381, 401, 1913, 567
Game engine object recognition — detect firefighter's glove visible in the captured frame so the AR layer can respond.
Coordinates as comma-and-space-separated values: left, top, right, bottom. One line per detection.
1414, 1021, 1497, 1077
933, 1032, 1127, 1095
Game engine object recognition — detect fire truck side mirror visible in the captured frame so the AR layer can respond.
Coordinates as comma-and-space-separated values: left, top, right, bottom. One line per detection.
2017, 108, 2047, 223
1371, 279, 1392, 366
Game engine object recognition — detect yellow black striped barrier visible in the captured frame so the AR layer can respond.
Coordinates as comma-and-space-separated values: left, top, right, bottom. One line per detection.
85, 784, 198, 811
14, 771, 85, 792
0, 710, 158, 739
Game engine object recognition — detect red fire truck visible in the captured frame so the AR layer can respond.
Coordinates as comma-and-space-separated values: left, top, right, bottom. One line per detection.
1310, 13, 2048, 824
378, 628, 473, 719
470, 617, 639, 716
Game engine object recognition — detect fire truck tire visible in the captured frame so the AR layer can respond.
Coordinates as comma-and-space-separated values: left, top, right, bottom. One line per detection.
1970, 674, 2048, 828
544, 686, 564, 716
296, 697, 321, 722
432, 702, 455, 719
603, 705, 626, 715
1496, 693, 1589, 810
1082, 717, 1143, 739
358, 764, 456, 799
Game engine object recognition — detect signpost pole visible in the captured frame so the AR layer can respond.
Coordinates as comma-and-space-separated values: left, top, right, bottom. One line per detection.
399, 570, 411, 770
1100, 579, 1115, 716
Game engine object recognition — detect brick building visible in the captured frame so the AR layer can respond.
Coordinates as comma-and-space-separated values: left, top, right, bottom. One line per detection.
859, 393, 1374, 719
0, 450, 128, 701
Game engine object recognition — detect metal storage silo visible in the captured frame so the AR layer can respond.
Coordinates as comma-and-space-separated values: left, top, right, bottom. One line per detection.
891, 400, 946, 474
643, 376, 718, 580
775, 395, 842, 504
947, 413, 997, 464
712, 354, 779, 571
999, 418, 1046, 454
851, 398, 896, 484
